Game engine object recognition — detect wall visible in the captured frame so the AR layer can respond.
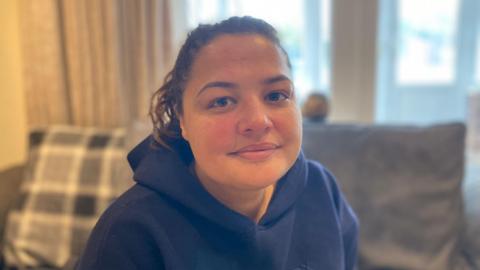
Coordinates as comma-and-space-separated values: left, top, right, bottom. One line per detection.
0, 0, 28, 170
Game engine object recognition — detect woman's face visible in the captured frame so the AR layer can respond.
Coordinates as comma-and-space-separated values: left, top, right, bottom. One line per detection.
179, 34, 302, 192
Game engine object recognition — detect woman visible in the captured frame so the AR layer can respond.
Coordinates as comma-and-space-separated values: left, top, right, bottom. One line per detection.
76, 16, 358, 270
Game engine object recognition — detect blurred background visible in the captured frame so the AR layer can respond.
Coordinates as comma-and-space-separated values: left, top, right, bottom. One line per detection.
0, 0, 479, 173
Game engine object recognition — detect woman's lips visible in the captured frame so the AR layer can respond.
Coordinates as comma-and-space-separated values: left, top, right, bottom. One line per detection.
229, 143, 279, 161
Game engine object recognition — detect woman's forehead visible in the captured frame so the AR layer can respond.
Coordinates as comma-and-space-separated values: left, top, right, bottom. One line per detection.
191, 34, 289, 75
199, 35, 276, 59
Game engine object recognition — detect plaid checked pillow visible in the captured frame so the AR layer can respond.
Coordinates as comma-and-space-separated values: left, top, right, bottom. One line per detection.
3, 126, 133, 269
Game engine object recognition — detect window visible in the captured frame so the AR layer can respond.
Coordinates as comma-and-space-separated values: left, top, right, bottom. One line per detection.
376, 0, 480, 124
476, 30, 480, 86
396, 0, 459, 85
186, 0, 332, 101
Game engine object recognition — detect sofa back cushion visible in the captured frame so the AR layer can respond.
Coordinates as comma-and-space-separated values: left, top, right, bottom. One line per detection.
302, 123, 469, 270
3, 126, 132, 268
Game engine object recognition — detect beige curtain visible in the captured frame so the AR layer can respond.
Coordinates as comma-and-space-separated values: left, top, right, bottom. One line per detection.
19, 0, 173, 128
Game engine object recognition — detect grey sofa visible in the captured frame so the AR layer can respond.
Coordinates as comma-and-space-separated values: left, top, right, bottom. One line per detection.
0, 123, 479, 269
303, 122, 480, 270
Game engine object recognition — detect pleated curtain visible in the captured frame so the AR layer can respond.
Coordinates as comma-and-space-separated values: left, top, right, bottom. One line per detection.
19, 0, 173, 128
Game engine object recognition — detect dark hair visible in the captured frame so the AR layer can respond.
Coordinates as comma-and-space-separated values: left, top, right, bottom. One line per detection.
149, 16, 291, 148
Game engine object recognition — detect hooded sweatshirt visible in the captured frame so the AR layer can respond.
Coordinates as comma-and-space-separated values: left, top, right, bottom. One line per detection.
76, 136, 358, 270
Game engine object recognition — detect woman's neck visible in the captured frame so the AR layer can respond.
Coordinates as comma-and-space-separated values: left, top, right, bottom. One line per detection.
190, 162, 275, 223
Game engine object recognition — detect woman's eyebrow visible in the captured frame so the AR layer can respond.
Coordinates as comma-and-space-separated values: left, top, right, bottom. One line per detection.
196, 75, 291, 97
197, 81, 238, 97
262, 74, 291, 85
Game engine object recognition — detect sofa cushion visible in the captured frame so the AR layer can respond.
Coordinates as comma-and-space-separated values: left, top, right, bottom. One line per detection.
302, 122, 469, 270
2, 126, 133, 269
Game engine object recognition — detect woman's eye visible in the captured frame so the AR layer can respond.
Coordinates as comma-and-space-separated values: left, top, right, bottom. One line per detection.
208, 97, 236, 109
266, 91, 289, 103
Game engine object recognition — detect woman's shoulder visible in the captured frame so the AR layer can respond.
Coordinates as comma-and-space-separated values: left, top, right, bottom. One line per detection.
305, 159, 337, 189
304, 158, 358, 224
97, 183, 173, 226
76, 184, 168, 269
303, 159, 346, 209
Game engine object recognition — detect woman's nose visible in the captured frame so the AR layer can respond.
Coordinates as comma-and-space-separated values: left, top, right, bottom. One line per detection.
237, 100, 273, 137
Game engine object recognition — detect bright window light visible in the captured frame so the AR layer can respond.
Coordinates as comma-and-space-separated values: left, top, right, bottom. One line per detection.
396, 0, 459, 85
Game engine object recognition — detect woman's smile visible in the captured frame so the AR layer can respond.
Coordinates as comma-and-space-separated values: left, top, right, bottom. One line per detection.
228, 142, 280, 161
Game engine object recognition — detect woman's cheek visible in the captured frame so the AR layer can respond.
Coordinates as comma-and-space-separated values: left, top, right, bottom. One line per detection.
275, 107, 302, 138
198, 116, 236, 150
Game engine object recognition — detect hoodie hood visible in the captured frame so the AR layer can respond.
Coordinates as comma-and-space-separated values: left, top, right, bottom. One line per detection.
127, 135, 308, 233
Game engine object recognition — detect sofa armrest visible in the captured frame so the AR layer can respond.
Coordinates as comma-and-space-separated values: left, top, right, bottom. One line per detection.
0, 164, 25, 245
0, 164, 25, 270
463, 157, 480, 268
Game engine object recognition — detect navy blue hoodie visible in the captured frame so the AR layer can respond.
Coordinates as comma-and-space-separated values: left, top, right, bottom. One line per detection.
76, 136, 358, 270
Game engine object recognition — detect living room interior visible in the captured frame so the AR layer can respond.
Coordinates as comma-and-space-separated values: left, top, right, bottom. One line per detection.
0, 0, 479, 269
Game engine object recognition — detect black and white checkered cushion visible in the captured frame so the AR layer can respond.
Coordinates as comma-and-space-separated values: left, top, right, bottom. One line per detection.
3, 126, 133, 268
